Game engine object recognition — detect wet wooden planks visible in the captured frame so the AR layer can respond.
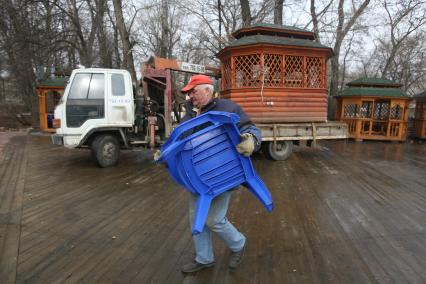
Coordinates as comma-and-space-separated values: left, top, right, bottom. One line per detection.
3, 134, 426, 283
0, 134, 27, 283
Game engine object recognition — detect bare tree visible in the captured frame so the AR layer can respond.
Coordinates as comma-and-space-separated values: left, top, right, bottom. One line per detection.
307, 0, 333, 43
328, 0, 370, 97
381, 0, 426, 78
352, 0, 426, 94
175, 0, 273, 63
61, 0, 103, 67
138, 0, 182, 59
339, 32, 355, 90
365, 32, 426, 95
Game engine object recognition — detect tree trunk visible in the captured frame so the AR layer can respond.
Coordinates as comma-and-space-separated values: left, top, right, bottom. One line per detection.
310, 0, 320, 42
240, 0, 251, 27
112, 0, 137, 85
159, 0, 170, 58
273, 0, 284, 25
96, 0, 112, 68
106, 6, 121, 68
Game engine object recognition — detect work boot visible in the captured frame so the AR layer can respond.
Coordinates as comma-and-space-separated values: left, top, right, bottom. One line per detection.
228, 243, 246, 269
181, 260, 214, 273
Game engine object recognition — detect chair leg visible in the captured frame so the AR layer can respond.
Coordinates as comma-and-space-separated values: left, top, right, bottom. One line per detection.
244, 177, 274, 212
192, 194, 214, 235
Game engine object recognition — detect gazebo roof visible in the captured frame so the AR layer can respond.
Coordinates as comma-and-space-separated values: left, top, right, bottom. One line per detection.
232, 23, 315, 40
226, 34, 331, 50
337, 87, 408, 98
347, 77, 402, 88
37, 77, 69, 88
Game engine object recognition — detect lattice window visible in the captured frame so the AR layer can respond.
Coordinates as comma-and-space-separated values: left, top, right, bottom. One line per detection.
390, 104, 403, 120
373, 101, 390, 120
306, 57, 323, 88
222, 58, 231, 90
359, 101, 373, 118
284, 55, 303, 87
233, 54, 261, 88
263, 54, 282, 87
344, 104, 358, 118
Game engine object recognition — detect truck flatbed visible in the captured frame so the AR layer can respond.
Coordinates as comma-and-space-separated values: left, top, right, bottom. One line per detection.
258, 121, 348, 141
257, 121, 348, 160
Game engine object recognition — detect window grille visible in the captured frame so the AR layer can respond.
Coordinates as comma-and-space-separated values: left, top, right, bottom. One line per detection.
264, 54, 282, 87
230, 54, 324, 89
344, 104, 358, 118
222, 58, 231, 90
373, 101, 390, 120
359, 101, 373, 118
306, 57, 323, 88
284, 55, 303, 87
233, 54, 261, 87
390, 104, 402, 120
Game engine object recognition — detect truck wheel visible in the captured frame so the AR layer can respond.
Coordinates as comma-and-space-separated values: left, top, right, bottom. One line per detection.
91, 134, 120, 168
262, 141, 293, 161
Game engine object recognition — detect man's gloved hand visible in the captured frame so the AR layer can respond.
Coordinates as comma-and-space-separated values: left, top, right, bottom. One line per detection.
236, 133, 255, 156
153, 149, 162, 161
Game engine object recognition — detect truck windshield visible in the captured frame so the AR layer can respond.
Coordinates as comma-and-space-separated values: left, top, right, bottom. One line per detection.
66, 73, 105, 127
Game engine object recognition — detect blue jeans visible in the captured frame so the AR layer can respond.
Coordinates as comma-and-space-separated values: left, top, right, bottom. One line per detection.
188, 191, 246, 264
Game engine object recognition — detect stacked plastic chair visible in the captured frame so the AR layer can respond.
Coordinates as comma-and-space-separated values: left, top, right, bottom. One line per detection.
157, 111, 273, 234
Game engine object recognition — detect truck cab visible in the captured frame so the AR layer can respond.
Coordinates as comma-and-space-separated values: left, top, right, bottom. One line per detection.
52, 68, 135, 167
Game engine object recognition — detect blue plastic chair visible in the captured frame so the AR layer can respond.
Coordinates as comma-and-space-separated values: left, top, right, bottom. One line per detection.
157, 111, 273, 235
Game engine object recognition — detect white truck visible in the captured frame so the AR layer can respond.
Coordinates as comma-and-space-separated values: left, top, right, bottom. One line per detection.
52, 68, 347, 167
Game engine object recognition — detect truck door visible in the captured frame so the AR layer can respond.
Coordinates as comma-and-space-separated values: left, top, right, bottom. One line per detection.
64, 72, 107, 141
108, 72, 134, 125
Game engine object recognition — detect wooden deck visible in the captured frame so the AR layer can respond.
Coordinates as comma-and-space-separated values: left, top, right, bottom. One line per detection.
1, 133, 425, 283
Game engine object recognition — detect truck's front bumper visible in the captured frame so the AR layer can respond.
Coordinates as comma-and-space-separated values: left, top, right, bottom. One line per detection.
51, 134, 64, 145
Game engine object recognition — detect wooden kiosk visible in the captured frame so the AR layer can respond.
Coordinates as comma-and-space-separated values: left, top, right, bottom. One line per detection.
335, 78, 409, 141
216, 23, 333, 123
36, 77, 68, 132
413, 91, 426, 139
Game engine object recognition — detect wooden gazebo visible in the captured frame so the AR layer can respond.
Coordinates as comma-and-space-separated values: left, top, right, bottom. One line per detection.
413, 91, 426, 139
335, 78, 409, 141
216, 23, 333, 123
36, 77, 68, 132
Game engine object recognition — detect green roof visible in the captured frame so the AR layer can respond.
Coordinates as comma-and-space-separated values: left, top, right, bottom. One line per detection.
227, 34, 331, 50
337, 87, 408, 98
242, 23, 310, 33
232, 23, 315, 40
347, 77, 401, 87
37, 77, 69, 88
